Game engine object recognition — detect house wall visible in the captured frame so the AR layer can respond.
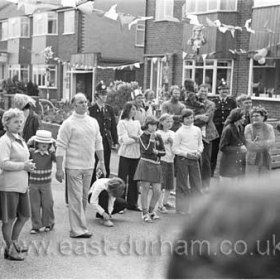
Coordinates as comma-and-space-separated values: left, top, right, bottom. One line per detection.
144, 0, 185, 89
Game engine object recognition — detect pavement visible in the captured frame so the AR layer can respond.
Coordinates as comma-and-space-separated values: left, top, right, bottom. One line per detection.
0, 150, 184, 279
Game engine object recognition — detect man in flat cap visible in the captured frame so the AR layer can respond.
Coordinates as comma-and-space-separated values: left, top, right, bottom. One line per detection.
89, 81, 118, 184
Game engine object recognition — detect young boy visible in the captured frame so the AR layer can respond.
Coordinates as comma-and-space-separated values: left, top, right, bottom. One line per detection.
88, 177, 128, 227
172, 109, 204, 214
28, 130, 56, 234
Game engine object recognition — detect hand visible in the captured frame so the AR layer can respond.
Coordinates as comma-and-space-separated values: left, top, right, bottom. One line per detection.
186, 152, 199, 160
153, 148, 158, 155
24, 159, 36, 172
129, 135, 139, 142
102, 212, 110, 221
111, 144, 119, 150
150, 133, 156, 141
167, 137, 173, 145
97, 161, 106, 177
56, 169, 64, 183
240, 145, 247, 153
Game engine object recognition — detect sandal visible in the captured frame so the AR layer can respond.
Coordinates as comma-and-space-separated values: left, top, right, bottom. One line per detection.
30, 229, 40, 234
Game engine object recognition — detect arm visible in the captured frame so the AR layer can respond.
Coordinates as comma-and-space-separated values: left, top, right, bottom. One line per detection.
155, 135, 166, 157
89, 184, 107, 216
110, 107, 118, 145
117, 121, 137, 145
244, 125, 262, 151
263, 124, 275, 149
197, 129, 204, 155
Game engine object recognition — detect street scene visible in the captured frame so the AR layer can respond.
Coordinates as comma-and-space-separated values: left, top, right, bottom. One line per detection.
1, 0, 280, 279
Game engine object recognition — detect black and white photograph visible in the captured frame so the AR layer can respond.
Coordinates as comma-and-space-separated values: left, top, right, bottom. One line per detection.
1, 0, 280, 278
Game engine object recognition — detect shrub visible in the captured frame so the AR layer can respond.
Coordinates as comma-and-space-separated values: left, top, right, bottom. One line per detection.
107, 80, 139, 115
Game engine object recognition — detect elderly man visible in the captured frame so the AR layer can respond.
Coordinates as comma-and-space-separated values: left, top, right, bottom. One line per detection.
56, 93, 105, 238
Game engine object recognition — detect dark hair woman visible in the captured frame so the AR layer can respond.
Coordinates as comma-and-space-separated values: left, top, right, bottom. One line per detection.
219, 108, 247, 181
117, 102, 142, 211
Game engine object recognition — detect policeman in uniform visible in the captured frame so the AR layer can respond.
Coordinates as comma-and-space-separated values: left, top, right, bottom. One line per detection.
89, 81, 118, 184
211, 80, 237, 176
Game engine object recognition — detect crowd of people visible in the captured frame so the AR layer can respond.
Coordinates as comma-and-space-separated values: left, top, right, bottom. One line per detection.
0, 79, 279, 263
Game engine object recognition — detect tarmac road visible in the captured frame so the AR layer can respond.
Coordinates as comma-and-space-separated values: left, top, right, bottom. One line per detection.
0, 150, 185, 279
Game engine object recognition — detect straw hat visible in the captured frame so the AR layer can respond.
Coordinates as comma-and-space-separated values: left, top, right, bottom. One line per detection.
32, 130, 55, 144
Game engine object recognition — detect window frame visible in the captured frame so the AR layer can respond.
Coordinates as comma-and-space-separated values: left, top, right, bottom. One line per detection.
185, 0, 237, 14
33, 64, 57, 88
135, 21, 145, 47
8, 64, 29, 83
33, 12, 58, 36
253, 0, 280, 8
155, 0, 175, 21
63, 10, 75, 35
182, 59, 234, 95
0, 21, 8, 41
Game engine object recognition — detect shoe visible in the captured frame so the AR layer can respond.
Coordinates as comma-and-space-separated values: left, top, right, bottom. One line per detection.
127, 206, 142, 212
142, 214, 153, 223
30, 229, 40, 234
158, 206, 168, 214
103, 220, 114, 227
4, 244, 24, 261
70, 232, 93, 238
164, 202, 175, 210
150, 212, 160, 220
170, 191, 176, 196
13, 241, 28, 253
44, 224, 55, 232
118, 210, 125, 214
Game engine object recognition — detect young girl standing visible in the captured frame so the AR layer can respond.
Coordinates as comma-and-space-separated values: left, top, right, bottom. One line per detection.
156, 114, 175, 213
134, 116, 165, 222
28, 130, 56, 234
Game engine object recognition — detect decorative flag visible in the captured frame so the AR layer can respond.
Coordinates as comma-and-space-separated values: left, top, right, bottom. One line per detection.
244, 19, 255, 34
104, 4, 119, 21
186, 14, 201, 26
206, 17, 217, 27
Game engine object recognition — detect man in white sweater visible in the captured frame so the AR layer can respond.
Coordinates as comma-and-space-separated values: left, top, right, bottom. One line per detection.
56, 93, 105, 238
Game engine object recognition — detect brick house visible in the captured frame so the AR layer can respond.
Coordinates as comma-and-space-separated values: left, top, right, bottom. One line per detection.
0, 0, 146, 102
144, 0, 280, 119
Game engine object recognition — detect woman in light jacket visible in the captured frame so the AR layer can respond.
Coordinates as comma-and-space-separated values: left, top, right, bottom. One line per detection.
0, 108, 35, 261
117, 102, 142, 211
244, 106, 275, 176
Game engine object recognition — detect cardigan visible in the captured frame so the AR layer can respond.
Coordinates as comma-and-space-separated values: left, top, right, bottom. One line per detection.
0, 132, 30, 193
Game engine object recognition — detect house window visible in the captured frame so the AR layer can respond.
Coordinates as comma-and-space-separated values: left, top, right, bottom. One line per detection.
7, 17, 29, 38
64, 10, 75, 34
33, 12, 57, 35
20, 17, 29, 37
250, 58, 279, 98
254, 0, 280, 7
8, 65, 29, 83
185, 0, 237, 14
147, 57, 170, 100
183, 59, 233, 95
0, 21, 8, 41
155, 0, 174, 21
33, 64, 57, 88
135, 21, 145, 47
48, 13, 57, 34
